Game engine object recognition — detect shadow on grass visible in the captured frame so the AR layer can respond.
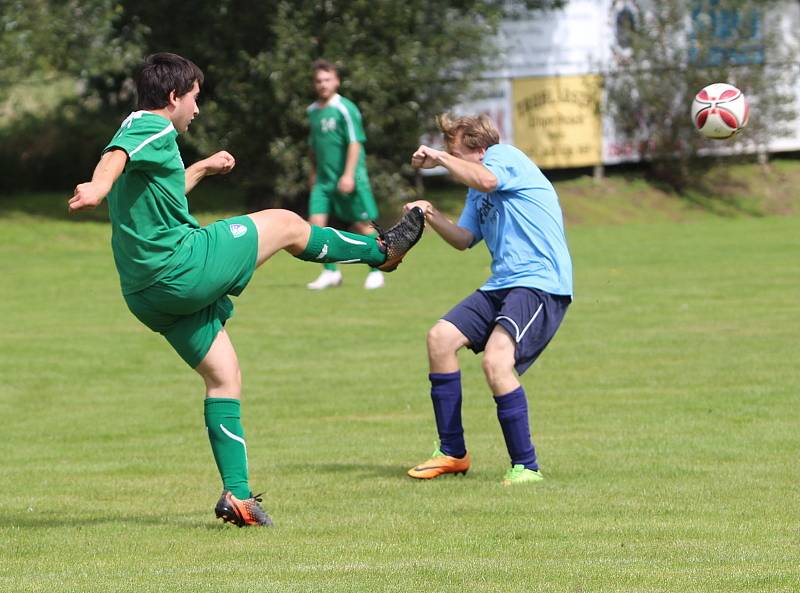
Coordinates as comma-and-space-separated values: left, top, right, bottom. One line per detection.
0, 191, 107, 222
423, 158, 779, 221
0, 513, 210, 530
0, 178, 249, 223
641, 155, 773, 218
0, 181, 405, 227
271, 461, 492, 484
301, 462, 403, 479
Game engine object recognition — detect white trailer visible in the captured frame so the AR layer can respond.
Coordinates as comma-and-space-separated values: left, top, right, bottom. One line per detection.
454, 0, 800, 169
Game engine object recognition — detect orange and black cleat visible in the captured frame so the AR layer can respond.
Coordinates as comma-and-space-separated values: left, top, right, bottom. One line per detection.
407, 448, 471, 480
214, 490, 273, 527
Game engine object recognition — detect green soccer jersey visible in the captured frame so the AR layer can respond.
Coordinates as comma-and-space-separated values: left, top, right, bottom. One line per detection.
307, 94, 369, 185
104, 111, 200, 295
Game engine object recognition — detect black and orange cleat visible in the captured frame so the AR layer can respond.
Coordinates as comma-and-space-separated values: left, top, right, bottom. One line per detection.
214, 490, 273, 527
407, 447, 471, 480
374, 206, 425, 272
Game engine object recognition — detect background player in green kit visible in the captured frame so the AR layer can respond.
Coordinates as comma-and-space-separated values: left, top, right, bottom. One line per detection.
67, 53, 424, 527
306, 59, 385, 290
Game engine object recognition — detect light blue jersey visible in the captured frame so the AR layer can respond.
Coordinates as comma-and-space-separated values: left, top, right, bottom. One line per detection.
457, 144, 573, 296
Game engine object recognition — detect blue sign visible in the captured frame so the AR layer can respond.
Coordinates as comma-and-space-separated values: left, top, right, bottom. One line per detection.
690, 0, 764, 65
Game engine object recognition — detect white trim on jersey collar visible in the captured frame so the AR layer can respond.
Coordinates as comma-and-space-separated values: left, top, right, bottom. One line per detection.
307, 93, 342, 112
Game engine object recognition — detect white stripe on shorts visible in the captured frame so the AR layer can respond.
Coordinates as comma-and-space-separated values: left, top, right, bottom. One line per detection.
495, 303, 543, 343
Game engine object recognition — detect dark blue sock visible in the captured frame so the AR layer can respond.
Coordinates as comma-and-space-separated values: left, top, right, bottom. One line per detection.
494, 386, 538, 471
429, 371, 466, 458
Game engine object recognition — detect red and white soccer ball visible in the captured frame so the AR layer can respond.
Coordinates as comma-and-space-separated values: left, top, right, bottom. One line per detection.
691, 83, 749, 140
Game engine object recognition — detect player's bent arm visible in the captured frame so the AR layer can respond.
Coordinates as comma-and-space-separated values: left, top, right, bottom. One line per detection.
184, 161, 207, 194
437, 152, 497, 193
68, 148, 127, 212
337, 141, 361, 194
411, 145, 496, 193
309, 150, 317, 188
429, 211, 474, 251
185, 151, 236, 194
405, 200, 473, 250
343, 141, 360, 178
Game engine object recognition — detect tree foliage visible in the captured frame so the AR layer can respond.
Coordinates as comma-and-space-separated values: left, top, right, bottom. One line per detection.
0, 0, 141, 92
0, 0, 565, 203
604, 0, 799, 190
0, 1, 142, 190
113, 0, 565, 211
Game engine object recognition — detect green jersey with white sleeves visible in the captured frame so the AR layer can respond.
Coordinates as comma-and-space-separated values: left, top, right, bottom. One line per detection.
104, 111, 200, 295
307, 94, 370, 185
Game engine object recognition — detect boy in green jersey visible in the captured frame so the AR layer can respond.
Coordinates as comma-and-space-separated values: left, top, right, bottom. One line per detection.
306, 59, 384, 290
68, 53, 424, 527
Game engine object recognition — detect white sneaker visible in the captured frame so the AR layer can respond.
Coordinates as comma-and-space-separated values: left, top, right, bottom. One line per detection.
307, 269, 343, 290
363, 270, 385, 290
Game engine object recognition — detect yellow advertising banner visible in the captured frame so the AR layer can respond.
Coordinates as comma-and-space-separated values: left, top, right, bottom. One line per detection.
512, 74, 602, 168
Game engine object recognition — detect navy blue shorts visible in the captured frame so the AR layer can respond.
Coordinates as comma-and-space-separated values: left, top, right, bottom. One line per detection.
442, 287, 570, 375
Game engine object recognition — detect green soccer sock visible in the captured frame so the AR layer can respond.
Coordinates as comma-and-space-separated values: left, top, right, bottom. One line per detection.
204, 398, 250, 500
323, 262, 338, 272
297, 226, 385, 267
365, 231, 380, 273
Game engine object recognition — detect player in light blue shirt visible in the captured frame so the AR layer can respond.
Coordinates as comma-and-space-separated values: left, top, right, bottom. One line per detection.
457, 143, 572, 295
405, 113, 572, 485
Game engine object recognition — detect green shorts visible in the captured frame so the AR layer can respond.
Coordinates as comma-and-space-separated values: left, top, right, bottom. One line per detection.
309, 180, 379, 223
124, 215, 258, 368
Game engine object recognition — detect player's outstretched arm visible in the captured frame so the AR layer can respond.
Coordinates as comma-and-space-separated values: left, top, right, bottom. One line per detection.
185, 150, 236, 194
404, 200, 473, 251
68, 149, 128, 212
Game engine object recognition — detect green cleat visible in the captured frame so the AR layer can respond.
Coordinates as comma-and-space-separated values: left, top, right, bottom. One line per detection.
501, 464, 544, 486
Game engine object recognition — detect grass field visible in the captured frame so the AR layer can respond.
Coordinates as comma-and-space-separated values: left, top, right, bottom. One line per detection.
1, 191, 799, 592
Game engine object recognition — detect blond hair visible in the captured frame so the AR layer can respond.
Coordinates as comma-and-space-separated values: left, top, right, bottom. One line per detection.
436, 113, 500, 151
